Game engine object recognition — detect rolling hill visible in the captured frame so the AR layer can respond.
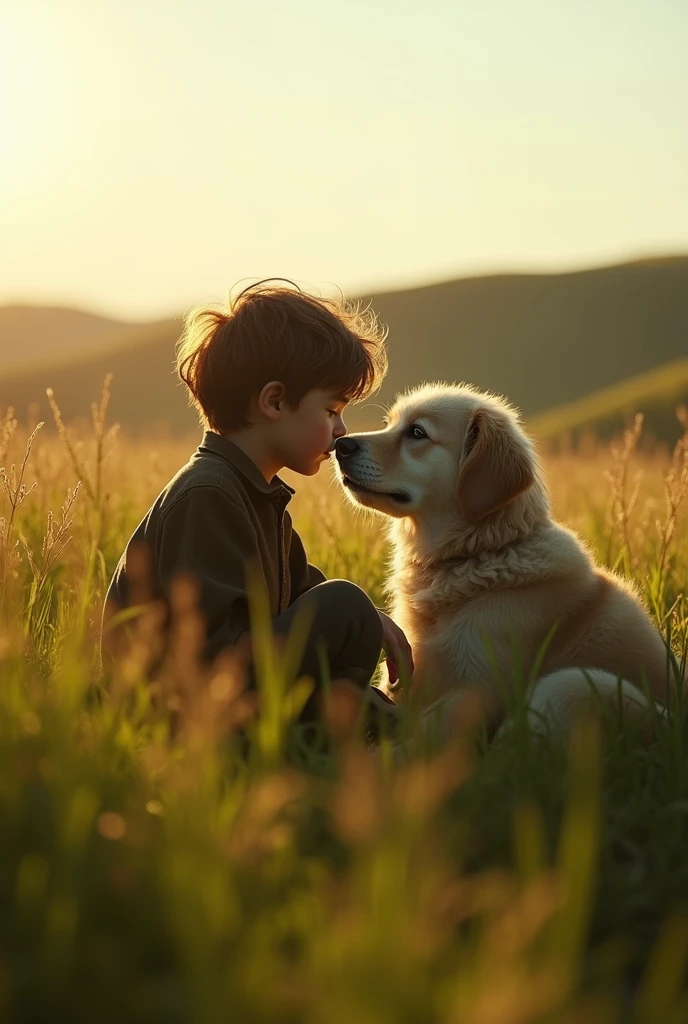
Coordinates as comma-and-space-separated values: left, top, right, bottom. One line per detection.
1, 257, 687, 440
529, 358, 688, 449
0, 305, 148, 371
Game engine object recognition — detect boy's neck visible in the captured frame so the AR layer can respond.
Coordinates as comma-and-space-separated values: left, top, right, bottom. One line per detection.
221, 428, 282, 483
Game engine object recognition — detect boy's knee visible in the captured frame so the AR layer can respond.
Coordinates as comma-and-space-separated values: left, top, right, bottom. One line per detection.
288, 580, 383, 699
316, 579, 378, 617
308, 579, 382, 645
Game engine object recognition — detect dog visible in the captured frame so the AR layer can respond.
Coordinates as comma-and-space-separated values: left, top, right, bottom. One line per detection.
334, 382, 677, 738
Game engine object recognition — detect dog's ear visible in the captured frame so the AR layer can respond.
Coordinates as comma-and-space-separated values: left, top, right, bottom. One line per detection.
457, 407, 534, 523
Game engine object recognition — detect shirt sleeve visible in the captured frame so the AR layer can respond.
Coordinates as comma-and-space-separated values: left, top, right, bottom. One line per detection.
288, 525, 327, 601
157, 485, 260, 659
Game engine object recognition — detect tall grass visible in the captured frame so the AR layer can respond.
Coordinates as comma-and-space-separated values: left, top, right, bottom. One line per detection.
1, 381, 687, 1022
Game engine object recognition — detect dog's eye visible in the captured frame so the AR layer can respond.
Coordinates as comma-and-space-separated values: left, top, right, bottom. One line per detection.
408, 424, 428, 440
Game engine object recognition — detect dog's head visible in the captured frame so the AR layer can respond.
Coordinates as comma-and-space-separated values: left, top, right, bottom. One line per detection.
334, 382, 542, 526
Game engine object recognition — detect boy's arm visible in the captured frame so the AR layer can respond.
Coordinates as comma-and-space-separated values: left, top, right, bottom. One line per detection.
157, 485, 261, 660
288, 527, 327, 601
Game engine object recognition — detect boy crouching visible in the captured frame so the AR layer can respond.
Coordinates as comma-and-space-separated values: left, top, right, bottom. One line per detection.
101, 280, 412, 733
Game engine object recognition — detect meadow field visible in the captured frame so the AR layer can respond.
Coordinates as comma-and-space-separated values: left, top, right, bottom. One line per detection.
1, 379, 688, 1022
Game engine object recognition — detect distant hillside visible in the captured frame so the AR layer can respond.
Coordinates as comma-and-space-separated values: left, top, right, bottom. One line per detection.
0, 305, 147, 371
0, 317, 187, 436
529, 358, 688, 449
366, 258, 688, 423
0, 258, 687, 438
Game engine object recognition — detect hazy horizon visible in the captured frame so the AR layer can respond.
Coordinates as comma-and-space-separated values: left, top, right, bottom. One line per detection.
2, 250, 688, 325
2, 0, 687, 320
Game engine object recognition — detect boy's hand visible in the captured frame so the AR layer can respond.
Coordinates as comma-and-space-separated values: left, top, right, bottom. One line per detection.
377, 609, 414, 685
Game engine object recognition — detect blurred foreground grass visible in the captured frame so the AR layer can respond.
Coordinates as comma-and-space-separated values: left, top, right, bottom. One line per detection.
1, 381, 688, 1022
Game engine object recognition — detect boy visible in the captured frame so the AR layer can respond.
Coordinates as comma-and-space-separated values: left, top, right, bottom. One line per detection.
101, 280, 412, 728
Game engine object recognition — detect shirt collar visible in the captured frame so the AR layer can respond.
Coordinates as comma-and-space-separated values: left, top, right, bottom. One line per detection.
196, 430, 295, 504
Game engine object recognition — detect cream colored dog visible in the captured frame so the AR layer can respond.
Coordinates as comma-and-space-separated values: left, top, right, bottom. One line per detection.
334, 382, 677, 737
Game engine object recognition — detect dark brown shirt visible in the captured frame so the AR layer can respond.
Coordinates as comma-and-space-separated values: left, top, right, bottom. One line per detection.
102, 430, 326, 661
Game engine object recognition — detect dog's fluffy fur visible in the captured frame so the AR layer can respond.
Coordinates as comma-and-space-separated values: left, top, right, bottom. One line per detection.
335, 382, 677, 735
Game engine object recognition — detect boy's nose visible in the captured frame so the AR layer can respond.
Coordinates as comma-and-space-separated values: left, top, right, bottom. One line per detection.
335, 437, 360, 459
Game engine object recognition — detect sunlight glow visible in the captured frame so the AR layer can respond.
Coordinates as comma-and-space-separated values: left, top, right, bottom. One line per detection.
0, 0, 686, 317
0, 16, 48, 187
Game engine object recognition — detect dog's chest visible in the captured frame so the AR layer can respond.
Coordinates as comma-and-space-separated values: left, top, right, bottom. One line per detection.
393, 588, 492, 685
391, 563, 476, 627
391, 564, 546, 687
380, 595, 504, 698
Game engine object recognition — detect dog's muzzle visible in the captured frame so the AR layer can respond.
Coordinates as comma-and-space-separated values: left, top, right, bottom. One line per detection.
334, 437, 361, 461
334, 437, 411, 505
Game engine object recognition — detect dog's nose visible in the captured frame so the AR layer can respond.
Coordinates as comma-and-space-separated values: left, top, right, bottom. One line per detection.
335, 437, 360, 458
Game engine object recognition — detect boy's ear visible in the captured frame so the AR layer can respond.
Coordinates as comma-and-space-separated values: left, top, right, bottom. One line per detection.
457, 407, 534, 524
259, 380, 286, 417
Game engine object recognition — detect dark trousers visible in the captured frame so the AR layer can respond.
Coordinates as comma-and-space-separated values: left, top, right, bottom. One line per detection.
248, 579, 384, 720
103, 579, 382, 688
241, 581, 397, 741
241, 585, 384, 729
100, 578, 394, 736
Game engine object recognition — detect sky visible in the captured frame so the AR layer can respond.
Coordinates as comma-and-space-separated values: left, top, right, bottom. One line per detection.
1, 0, 687, 321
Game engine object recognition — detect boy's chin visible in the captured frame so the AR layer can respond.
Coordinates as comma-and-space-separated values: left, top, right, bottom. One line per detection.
287, 453, 330, 476
309, 453, 331, 474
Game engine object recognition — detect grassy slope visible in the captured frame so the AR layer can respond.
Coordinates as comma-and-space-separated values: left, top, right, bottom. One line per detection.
529, 358, 688, 448
1, 258, 687, 439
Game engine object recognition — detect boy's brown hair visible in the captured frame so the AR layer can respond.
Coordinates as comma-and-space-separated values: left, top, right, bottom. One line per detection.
176, 279, 389, 433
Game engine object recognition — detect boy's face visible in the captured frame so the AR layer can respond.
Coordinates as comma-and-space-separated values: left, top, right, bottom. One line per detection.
277, 387, 349, 476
